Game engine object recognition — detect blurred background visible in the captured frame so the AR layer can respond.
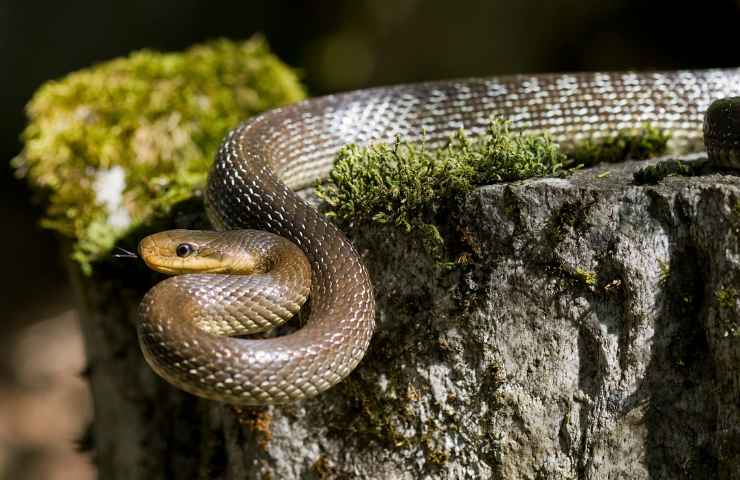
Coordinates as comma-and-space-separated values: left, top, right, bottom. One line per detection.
2, 0, 740, 478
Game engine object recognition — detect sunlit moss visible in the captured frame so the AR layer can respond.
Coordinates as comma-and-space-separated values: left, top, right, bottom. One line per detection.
715, 288, 739, 338
658, 259, 671, 285
317, 119, 566, 258
317, 120, 671, 261
574, 267, 598, 288
14, 36, 305, 273
716, 288, 738, 310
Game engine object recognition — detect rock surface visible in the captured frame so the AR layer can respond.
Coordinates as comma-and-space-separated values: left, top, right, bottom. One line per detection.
77, 153, 740, 479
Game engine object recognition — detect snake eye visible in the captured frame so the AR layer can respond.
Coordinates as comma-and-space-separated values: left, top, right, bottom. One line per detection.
176, 243, 195, 258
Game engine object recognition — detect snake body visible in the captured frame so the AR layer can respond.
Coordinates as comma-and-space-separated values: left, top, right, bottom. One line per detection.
137, 69, 740, 405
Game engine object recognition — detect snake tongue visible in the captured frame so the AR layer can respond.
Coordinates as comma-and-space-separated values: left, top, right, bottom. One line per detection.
113, 247, 138, 259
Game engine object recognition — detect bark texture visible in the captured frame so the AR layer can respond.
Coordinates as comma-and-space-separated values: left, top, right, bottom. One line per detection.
77, 155, 740, 479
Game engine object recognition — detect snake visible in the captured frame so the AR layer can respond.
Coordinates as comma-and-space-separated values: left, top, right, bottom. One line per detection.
136, 69, 740, 405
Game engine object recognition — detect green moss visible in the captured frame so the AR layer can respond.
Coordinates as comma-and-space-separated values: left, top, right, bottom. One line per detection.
424, 441, 450, 466
658, 259, 671, 285
14, 36, 305, 273
318, 121, 671, 262
566, 123, 670, 168
633, 159, 699, 185
715, 288, 739, 338
716, 288, 738, 310
317, 119, 566, 259
574, 267, 597, 288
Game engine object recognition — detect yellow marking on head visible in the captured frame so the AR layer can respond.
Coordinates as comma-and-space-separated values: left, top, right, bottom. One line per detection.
138, 230, 261, 275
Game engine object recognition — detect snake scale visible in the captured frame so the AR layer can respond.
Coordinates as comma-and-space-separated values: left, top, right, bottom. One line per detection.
136, 69, 740, 405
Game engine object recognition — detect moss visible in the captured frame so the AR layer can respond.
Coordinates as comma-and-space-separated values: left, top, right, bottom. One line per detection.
633, 159, 698, 185
14, 36, 305, 273
423, 438, 450, 466
715, 288, 739, 338
318, 121, 671, 262
658, 259, 671, 285
573, 267, 598, 288
716, 288, 738, 310
566, 123, 670, 168
317, 119, 566, 259
631, 153, 729, 185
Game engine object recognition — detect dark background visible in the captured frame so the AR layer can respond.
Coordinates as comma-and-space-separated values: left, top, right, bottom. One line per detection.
1, 0, 740, 476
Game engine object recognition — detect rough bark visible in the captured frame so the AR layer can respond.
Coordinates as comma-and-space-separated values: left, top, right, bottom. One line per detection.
76, 154, 740, 479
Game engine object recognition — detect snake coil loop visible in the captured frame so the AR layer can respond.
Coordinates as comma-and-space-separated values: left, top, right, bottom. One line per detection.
137, 69, 740, 405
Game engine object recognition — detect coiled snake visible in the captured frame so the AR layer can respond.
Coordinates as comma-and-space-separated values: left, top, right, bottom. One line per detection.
136, 69, 740, 405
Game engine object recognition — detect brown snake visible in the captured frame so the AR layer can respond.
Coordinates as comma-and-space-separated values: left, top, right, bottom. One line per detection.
136, 69, 740, 405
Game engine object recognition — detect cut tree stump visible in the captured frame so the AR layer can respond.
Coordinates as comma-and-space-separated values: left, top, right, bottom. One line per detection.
75, 154, 740, 479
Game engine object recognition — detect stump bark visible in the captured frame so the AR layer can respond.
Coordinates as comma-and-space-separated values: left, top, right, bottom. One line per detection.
76, 154, 740, 479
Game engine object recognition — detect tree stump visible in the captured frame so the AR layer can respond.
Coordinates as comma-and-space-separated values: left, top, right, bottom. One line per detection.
76, 154, 740, 479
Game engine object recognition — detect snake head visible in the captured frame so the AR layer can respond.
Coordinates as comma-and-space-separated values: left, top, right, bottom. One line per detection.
138, 229, 265, 275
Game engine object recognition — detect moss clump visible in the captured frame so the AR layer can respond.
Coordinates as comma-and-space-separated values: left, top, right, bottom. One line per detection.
318, 120, 671, 260
715, 288, 739, 338
566, 124, 670, 168
633, 159, 704, 185
658, 259, 671, 285
317, 119, 566, 257
716, 288, 738, 310
574, 267, 598, 288
14, 36, 305, 273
